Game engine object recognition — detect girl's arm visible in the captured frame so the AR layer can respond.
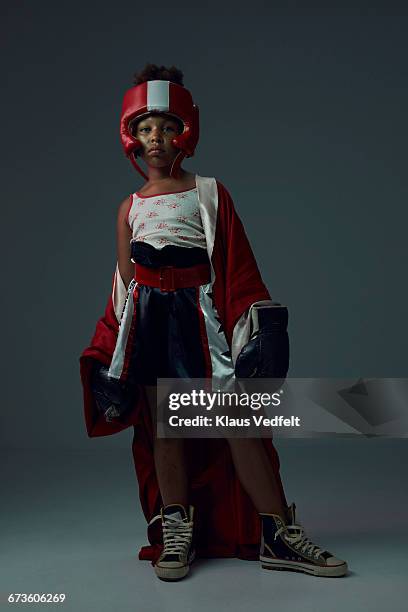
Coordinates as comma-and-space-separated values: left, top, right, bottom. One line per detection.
116, 195, 134, 290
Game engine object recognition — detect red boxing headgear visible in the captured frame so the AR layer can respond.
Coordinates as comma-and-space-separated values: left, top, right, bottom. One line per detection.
120, 80, 199, 180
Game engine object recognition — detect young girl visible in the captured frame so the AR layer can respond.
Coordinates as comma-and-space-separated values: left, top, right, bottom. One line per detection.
80, 63, 348, 581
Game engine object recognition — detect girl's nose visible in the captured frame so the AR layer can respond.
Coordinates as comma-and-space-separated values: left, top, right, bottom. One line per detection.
151, 133, 163, 144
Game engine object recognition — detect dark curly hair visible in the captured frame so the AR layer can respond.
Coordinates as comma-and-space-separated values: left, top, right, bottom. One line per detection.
133, 63, 184, 86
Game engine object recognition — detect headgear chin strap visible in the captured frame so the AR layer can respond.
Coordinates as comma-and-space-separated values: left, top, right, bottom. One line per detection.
120, 80, 199, 180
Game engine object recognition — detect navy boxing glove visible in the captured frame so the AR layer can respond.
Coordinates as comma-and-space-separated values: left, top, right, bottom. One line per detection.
235, 305, 289, 380
90, 361, 139, 423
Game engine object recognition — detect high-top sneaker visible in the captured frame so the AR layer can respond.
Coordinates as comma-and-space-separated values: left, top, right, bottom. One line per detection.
154, 504, 195, 581
259, 503, 348, 577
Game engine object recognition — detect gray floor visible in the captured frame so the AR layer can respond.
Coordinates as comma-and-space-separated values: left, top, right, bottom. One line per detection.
1, 440, 407, 612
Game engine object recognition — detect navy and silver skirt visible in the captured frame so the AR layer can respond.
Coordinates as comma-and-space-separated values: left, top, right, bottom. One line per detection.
108, 242, 235, 388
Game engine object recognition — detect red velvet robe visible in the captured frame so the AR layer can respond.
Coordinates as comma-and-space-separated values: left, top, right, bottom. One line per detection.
79, 176, 288, 562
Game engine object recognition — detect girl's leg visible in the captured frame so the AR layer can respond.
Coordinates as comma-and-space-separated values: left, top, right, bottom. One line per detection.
227, 437, 288, 519
144, 385, 189, 507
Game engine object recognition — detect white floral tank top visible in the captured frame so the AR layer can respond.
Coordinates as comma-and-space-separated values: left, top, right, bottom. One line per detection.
127, 187, 207, 249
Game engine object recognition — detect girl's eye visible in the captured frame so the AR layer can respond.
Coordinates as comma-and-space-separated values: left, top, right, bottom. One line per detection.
139, 125, 174, 132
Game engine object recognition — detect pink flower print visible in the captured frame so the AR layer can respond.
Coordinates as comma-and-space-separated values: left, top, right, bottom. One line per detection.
146, 211, 159, 218
137, 235, 147, 241
155, 222, 169, 230
158, 237, 171, 245
137, 222, 146, 231
137, 199, 146, 207
176, 215, 188, 223
169, 227, 182, 234
153, 198, 166, 206
179, 235, 190, 241
176, 192, 190, 199
166, 202, 180, 209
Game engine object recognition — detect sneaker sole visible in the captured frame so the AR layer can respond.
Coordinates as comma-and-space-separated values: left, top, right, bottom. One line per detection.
260, 555, 348, 578
154, 550, 195, 581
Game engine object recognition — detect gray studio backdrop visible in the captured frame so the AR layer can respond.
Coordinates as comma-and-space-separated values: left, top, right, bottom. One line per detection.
1, 4, 407, 450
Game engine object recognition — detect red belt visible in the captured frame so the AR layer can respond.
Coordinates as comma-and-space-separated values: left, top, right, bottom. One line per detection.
134, 262, 211, 292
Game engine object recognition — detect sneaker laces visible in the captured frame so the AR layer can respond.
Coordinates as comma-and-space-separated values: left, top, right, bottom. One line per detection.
275, 522, 325, 558
162, 515, 193, 555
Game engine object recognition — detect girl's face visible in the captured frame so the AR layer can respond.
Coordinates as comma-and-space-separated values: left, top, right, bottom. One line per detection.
132, 114, 182, 168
